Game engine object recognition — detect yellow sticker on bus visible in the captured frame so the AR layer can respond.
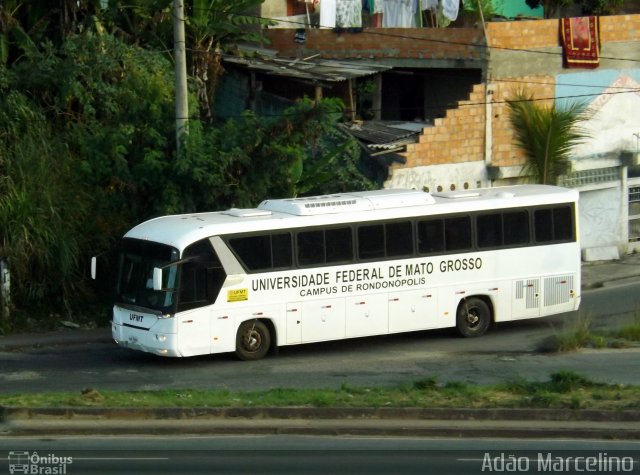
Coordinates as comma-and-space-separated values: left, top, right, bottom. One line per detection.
227, 288, 248, 302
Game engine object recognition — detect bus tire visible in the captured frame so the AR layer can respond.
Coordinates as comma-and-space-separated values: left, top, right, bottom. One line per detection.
236, 320, 271, 361
456, 297, 491, 338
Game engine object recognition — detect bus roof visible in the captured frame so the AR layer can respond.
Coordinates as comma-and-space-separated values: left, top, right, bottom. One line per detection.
124, 185, 578, 252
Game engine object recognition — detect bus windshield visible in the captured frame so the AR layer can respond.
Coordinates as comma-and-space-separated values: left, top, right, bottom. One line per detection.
116, 238, 180, 314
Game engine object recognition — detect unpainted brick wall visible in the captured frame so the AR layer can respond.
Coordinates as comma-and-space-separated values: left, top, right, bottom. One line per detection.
402, 83, 486, 167
264, 14, 640, 170
486, 15, 640, 50
400, 15, 640, 170
264, 28, 486, 60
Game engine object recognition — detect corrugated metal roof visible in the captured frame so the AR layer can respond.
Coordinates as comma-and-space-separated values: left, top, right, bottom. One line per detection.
340, 121, 429, 155
222, 54, 391, 83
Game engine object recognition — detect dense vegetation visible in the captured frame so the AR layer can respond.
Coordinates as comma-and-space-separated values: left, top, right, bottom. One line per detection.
0, 0, 631, 331
0, 1, 374, 331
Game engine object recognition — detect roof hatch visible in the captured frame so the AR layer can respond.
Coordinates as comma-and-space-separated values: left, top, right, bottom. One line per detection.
222, 208, 272, 218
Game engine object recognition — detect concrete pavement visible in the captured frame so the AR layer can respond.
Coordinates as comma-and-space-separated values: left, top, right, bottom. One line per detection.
581, 251, 640, 290
1, 254, 640, 438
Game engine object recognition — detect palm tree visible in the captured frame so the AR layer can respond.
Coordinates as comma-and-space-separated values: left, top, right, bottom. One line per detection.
507, 90, 590, 185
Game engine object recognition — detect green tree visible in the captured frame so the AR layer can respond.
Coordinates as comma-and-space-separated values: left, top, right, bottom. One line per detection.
525, 0, 625, 17
0, 0, 108, 65
176, 97, 374, 211
11, 34, 177, 219
580, 0, 625, 14
537, 0, 573, 18
462, 0, 504, 20
507, 90, 589, 185
188, 0, 273, 119
0, 72, 90, 327
0, 35, 177, 326
0, 5, 377, 330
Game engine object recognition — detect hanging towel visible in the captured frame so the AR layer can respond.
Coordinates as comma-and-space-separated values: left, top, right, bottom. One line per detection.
560, 16, 600, 69
383, 0, 415, 27
336, 0, 362, 27
422, 0, 438, 10
441, 0, 459, 21
320, 0, 337, 28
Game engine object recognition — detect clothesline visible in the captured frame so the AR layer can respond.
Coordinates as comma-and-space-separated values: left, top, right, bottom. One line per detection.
318, 0, 460, 29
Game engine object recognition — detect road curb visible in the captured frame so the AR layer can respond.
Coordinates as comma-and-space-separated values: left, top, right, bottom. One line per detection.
2, 407, 640, 439
3, 406, 640, 422
3, 417, 640, 440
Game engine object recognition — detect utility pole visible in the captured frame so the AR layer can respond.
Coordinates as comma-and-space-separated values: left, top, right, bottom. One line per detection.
173, 0, 189, 154
1, 259, 9, 320
477, 0, 493, 175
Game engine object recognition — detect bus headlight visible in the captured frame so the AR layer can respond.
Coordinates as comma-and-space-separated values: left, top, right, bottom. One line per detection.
155, 334, 167, 342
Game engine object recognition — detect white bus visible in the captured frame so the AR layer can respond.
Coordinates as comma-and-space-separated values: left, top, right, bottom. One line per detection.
96, 184, 581, 360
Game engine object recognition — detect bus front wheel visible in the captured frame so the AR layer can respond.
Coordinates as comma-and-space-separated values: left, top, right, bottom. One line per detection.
456, 297, 491, 338
236, 320, 271, 361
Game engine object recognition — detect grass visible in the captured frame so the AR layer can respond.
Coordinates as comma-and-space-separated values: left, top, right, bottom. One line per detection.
609, 318, 640, 342
1, 371, 639, 411
540, 311, 640, 352
2, 314, 640, 412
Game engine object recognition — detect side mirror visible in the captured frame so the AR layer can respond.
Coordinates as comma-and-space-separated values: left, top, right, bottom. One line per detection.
90, 256, 97, 280
152, 267, 163, 291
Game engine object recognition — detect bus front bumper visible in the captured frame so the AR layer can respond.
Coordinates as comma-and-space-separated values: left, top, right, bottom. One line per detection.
112, 322, 180, 357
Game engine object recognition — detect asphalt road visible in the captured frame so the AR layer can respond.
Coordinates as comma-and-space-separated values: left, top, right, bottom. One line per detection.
1, 281, 640, 394
3, 436, 640, 475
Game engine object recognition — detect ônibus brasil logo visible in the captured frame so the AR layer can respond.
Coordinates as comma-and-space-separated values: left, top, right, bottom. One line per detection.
8, 451, 72, 474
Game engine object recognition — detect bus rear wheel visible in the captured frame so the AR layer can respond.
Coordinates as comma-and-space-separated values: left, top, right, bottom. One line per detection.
456, 297, 491, 338
236, 320, 271, 361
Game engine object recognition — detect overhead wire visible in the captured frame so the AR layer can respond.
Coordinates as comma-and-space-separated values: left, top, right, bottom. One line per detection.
83, 5, 640, 119
249, 13, 640, 64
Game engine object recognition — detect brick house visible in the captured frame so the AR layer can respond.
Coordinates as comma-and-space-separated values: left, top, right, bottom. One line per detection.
242, 3, 640, 259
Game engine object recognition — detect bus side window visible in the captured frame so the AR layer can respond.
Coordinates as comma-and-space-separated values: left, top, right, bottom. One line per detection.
476, 213, 502, 248
534, 209, 553, 242
178, 239, 226, 311
358, 224, 385, 260
229, 235, 272, 270
326, 227, 353, 263
445, 216, 472, 251
297, 230, 325, 266
272, 233, 293, 268
297, 227, 352, 266
229, 233, 292, 271
503, 210, 530, 245
417, 219, 445, 254
386, 221, 413, 257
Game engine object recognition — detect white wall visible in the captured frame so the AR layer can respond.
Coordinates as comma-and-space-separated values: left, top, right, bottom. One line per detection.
384, 161, 489, 192
578, 184, 625, 260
